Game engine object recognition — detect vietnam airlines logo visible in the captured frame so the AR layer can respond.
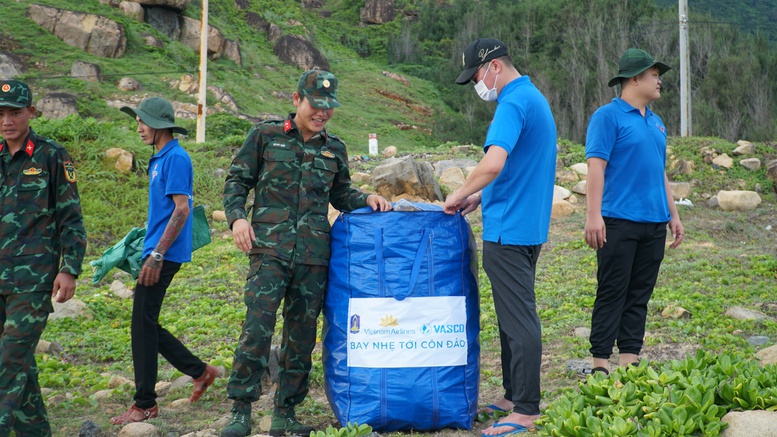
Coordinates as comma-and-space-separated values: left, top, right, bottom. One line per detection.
379, 314, 399, 327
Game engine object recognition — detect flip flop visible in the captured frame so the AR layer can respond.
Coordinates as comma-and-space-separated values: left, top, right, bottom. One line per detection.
481, 422, 531, 437
483, 404, 507, 414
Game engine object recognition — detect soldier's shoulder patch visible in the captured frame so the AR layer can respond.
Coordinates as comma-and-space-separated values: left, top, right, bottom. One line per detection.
63, 161, 77, 183
326, 132, 345, 146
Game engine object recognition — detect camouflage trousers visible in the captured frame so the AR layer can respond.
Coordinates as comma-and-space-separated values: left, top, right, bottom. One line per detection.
0, 293, 53, 437
227, 254, 327, 412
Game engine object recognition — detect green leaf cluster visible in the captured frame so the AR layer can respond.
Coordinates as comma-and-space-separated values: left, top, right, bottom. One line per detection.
538, 351, 777, 436
310, 422, 373, 437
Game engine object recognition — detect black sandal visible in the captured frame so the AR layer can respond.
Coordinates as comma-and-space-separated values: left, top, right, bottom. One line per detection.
582, 366, 610, 376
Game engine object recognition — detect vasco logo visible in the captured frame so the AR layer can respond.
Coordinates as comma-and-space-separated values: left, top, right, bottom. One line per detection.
433, 324, 465, 334
420, 323, 432, 335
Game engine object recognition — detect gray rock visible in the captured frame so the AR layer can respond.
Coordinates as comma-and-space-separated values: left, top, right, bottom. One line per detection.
50, 298, 92, 321
721, 411, 777, 437
27, 4, 127, 58
565, 359, 593, 373
382, 71, 410, 86
273, 35, 329, 71
717, 190, 761, 212
71, 60, 102, 82
732, 140, 755, 156
144, 7, 181, 41
267, 23, 282, 43
433, 159, 478, 177
360, 0, 395, 24
572, 180, 587, 196
555, 168, 579, 184
119, 1, 144, 22
234, 0, 250, 10
37, 93, 78, 119
573, 327, 590, 338
301, 0, 325, 7
79, 419, 103, 437
117, 77, 140, 91
747, 336, 770, 346
180, 16, 226, 59
207, 85, 238, 112
662, 305, 691, 319
372, 156, 442, 202
133, 0, 190, 13
739, 158, 761, 172
553, 185, 571, 200
245, 12, 269, 33
222, 39, 242, 65
668, 181, 691, 200
0, 50, 26, 79
140, 33, 164, 48
707, 195, 719, 208
712, 153, 733, 169
766, 160, 777, 184
351, 172, 371, 185
570, 163, 588, 178
724, 306, 772, 322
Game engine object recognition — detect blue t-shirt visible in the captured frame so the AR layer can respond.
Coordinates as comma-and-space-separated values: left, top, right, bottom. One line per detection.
585, 98, 671, 223
482, 76, 557, 246
144, 139, 194, 263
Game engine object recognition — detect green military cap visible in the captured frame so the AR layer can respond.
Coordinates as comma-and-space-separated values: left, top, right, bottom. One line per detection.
120, 96, 188, 135
297, 70, 340, 109
608, 48, 671, 87
0, 80, 32, 108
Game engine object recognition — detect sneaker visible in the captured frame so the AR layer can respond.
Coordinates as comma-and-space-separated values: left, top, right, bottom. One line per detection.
221, 410, 252, 437
110, 404, 159, 425
190, 364, 219, 402
269, 410, 314, 437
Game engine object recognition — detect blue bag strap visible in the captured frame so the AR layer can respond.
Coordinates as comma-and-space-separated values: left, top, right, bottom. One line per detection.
374, 227, 431, 301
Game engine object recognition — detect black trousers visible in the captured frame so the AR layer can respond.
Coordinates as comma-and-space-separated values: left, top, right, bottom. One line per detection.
589, 218, 667, 359
132, 259, 206, 408
483, 241, 542, 416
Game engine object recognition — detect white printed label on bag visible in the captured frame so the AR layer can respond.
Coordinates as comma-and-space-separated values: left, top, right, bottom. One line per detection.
346, 296, 468, 368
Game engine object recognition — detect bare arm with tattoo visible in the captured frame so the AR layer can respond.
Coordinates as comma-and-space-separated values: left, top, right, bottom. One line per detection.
138, 194, 190, 286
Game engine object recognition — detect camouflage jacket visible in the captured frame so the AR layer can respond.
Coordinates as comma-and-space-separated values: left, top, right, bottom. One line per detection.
0, 129, 87, 294
223, 115, 368, 266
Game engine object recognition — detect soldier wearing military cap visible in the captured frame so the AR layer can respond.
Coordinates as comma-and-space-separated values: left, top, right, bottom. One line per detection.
0, 79, 86, 436
221, 70, 391, 437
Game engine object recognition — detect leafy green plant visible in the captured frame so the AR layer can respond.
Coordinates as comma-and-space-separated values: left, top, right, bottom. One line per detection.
538, 351, 777, 436
310, 422, 373, 437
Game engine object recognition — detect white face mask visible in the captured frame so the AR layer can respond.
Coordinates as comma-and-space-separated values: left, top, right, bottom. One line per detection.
474, 62, 498, 102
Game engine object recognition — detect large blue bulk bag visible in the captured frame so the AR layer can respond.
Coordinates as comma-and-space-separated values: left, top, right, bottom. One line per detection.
323, 203, 480, 431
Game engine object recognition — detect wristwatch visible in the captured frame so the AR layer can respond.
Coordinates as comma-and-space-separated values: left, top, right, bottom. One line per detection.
150, 251, 164, 262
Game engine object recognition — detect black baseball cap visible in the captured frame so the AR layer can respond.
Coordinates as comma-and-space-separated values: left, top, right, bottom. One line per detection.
455, 38, 509, 85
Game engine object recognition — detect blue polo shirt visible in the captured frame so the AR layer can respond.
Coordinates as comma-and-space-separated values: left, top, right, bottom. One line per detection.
481, 76, 557, 246
144, 139, 193, 263
585, 98, 671, 223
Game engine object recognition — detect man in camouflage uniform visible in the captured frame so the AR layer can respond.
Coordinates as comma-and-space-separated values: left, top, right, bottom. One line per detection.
0, 80, 87, 437
221, 70, 391, 437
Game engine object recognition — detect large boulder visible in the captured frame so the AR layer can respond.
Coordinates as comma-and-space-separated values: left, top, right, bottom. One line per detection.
133, 0, 190, 12
371, 156, 442, 202
732, 140, 755, 156
739, 158, 761, 172
433, 158, 478, 177
360, 0, 396, 24
27, 4, 127, 58
273, 35, 329, 71
717, 190, 761, 212
765, 160, 777, 184
180, 16, 225, 59
0, 51, 26, 79
71, 60, 102, 82
119, 1, 144, 22
207, 85, 239, 112
222, 40, 242, 65
245, 12, 269, 33
439, 167, 465, 192
37, 93, 78, 119
144, 7, 181, 40
712, 153, 734, 169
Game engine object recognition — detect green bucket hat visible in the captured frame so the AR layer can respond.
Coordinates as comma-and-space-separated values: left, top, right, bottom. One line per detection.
120, 97, 188, 135
608, 48, 671, 87
297, 70, 339, 109
0, 80, 32, 108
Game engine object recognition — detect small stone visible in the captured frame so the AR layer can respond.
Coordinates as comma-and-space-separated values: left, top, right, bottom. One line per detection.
259, 415, 273, 432
382, 146, 397, 158
108, 375, 134, 389
36, 339, 52, 354
351, 172, 371, 185
212, 210, 227, 222
169, 375, 193, 391
572, 180, 587, 195
707, 195, 719, 208
565, 358, 593, 373
214, 168, 226, 179
747, 336, 770, 346
79, 419, 103, 437
110, 280, 133, 299
551, 199, 575, 219
555, 168, 579, 184
739, 158, 761, 171
721, 411, 777, 437
573, 327, 590, 338
450, 145, 472, 154
662, 305, 691, 319
724, 306, 772, 322
712, 153, 733, 169
755, 344, 777, 365
732, 140, 755, 155
117, 77, 140, 92
553, 185, 571, 200
668, 182, 691, 200
570, 163, 588, 178
168, 398, 191, 410
94, 389, 114, 401
717, 190, 761, 212
155, 381, 171, 397
117, 422, 158, 437
567, 194, 578, 204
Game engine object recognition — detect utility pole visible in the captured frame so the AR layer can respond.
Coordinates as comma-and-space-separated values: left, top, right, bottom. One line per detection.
679, 0, 691, 136
196, 0, 209, 143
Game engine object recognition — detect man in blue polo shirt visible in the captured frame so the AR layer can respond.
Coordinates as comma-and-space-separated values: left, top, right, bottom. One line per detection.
444, 38, 556, 435
584, 48, 684, 375
110, 97, 218, 425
